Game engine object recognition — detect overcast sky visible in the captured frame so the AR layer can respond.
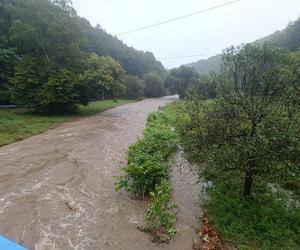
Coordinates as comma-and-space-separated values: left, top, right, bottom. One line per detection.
72, 0, 300, 69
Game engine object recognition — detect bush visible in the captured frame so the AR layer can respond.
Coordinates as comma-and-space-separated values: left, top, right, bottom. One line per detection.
116, 111, 178, 198
116, 107, 179, 241
144, 180, 178, 242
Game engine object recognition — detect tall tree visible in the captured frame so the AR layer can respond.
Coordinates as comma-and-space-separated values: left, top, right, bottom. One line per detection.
165, 66, 199, 99
11, 55, 89, 113
81, 54, 125, 100
144, 73, 165, 98
181, 43, 299, 196
123, 75, 145, 99
0, 48, 18, 104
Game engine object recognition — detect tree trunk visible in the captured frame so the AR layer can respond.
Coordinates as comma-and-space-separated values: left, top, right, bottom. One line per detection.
102, 89, 105, 101
243, 170, 253, 197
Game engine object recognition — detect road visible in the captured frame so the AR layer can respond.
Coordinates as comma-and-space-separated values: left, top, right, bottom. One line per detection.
0, 97, 202, 250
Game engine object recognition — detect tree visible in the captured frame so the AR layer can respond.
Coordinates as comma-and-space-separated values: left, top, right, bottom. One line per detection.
165, 66, 199, 99
123, 75, 145, 99
0, 48, 18, 104
187, 72, 219, 99
144, 73, 165, 98
11, 55, 89, 113
0, 0, 166, 105
81, 54, 125, 100
181, 43, 299, 197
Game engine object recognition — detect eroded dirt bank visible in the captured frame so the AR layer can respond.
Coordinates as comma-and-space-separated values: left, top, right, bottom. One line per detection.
0, 97, 202, 250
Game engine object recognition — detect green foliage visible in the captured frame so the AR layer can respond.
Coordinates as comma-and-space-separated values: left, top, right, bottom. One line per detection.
116, 110, 178, 198
261, 17, 300, 52
81, 54, 125, 100
0, 48, 18, 104
123, 75, 145, 99
179, 43, 299, 197
144, 180, 178, 242
0, 0, 166, 112
144, 73, 166, 98
39, 69, 88, 113
165, 66, 199, 99
186, 54, 222, 75
187, 73, 219, 99
116, 107, 179, 240
206, 180, 300, 249
11, 55, 89, 113
176, 42, 300, 249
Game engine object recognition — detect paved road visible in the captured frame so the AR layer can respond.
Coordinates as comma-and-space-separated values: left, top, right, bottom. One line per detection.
0, 97, 201, 250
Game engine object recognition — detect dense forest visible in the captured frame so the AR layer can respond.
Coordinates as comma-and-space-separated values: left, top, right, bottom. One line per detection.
0, 0, 166, 111
187, 17, 300, 75
186, 54, 222, 75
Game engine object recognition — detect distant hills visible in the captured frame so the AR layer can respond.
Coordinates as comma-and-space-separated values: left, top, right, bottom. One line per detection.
186, 54, 222, 75
186, 17, 300, 75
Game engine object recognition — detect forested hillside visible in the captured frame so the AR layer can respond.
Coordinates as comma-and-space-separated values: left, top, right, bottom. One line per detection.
188, 16, 300, 74
0, 0, 166, 108
186, 54, 222, 75
260, 17, 300, 51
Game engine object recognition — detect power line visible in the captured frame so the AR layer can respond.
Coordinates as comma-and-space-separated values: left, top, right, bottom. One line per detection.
116, 0, 241, 36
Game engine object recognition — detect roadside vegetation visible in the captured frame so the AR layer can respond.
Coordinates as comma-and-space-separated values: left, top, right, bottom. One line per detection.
0, 99, 134, 147
166, 42, 300, 249
116, 106, 179, 242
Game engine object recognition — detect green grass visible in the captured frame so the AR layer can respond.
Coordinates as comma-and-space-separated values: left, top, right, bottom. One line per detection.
161, 102, 178, 124
77, 99, 134, 116
0, 99, 134, 147
206, 180, 300, 249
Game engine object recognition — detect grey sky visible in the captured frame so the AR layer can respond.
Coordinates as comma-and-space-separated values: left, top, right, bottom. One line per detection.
72, 0, 300, 68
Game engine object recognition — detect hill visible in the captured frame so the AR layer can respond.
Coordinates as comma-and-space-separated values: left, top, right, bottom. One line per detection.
0, 0, 166, 104
187, 17, 300, 74
186, 54, 222, 75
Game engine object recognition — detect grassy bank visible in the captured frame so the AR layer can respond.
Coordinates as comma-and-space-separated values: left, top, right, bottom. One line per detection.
0, 99, 134, 147
206, 180, 300, 249
116, 104, 179, 241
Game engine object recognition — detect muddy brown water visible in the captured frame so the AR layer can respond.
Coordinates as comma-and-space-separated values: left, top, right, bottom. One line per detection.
0, 97, 203, 250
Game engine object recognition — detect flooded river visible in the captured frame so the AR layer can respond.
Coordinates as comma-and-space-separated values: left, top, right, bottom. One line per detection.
0, 97, 202, 250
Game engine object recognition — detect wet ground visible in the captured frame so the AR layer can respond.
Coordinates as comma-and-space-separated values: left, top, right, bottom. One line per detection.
0, 97, 203, 250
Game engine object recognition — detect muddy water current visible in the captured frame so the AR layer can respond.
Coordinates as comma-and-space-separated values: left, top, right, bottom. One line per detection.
0, 97, 203, 250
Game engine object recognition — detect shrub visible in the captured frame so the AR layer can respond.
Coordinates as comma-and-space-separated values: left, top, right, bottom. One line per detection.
144, 180, 178, 242
116, 107, 179, 241
116, 110, 178, 198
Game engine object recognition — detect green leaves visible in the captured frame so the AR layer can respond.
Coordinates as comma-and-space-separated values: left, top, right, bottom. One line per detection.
144, 73, 166, 98
0, 0, 166, 112
115, 108, 179, 240
116, 111, 178, 198
10, 55, 89, 113
144, 180, 178, 242
0, 47, 18, 104
165, 66, 199, 99
178, 42, 299, 197
81, 54, 125, 100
